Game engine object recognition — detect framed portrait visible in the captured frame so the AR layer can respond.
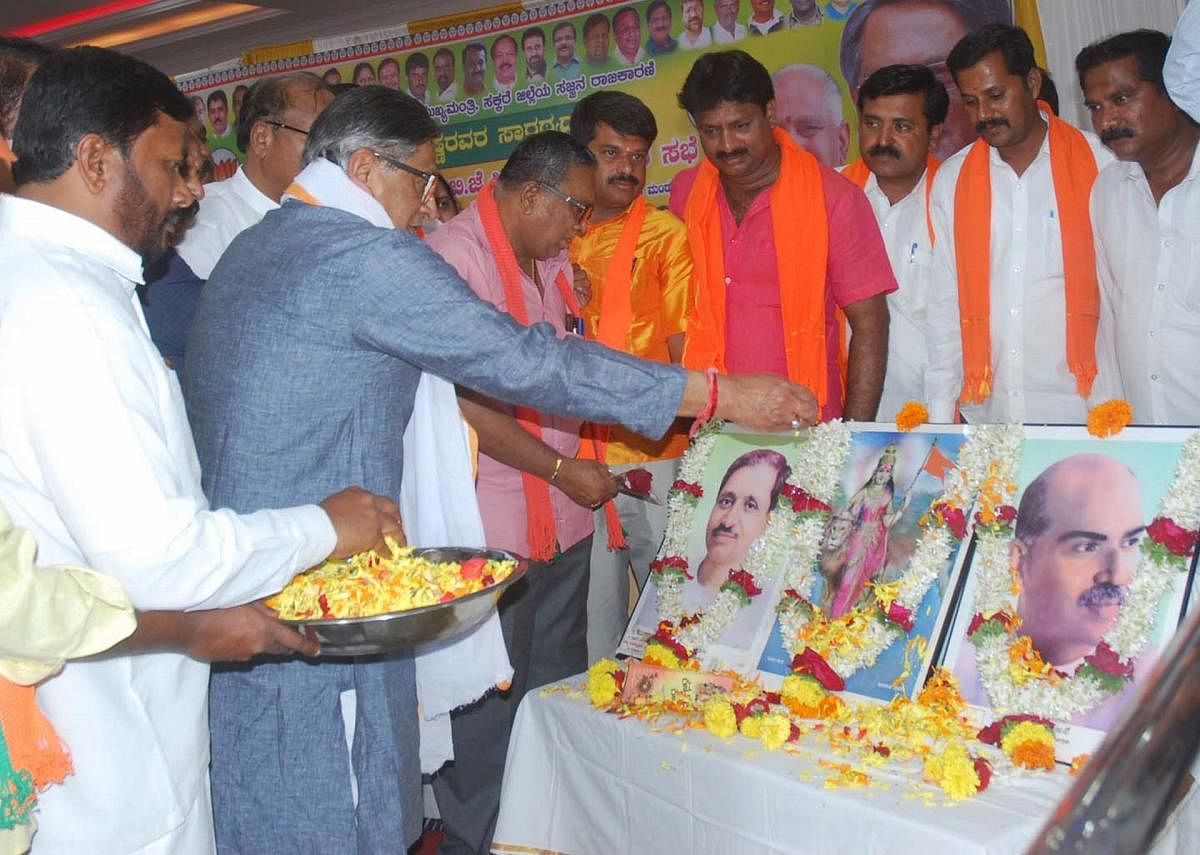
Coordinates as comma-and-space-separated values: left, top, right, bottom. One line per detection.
756, 425, 973, 701
937, 426, 1198, 753
618, 429, 802, 673
617, 423, 975, 688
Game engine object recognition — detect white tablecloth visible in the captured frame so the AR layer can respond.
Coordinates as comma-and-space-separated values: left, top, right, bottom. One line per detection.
492, 677, 1199, 855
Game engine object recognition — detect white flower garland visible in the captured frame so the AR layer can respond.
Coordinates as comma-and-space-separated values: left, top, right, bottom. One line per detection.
971, 429, 1200, 721
777, 425, 1015, 679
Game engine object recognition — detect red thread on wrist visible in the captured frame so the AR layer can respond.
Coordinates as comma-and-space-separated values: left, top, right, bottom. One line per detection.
689, 368, 720, 438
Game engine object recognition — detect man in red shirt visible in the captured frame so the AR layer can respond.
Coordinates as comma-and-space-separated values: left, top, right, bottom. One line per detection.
670, 50, 896, 421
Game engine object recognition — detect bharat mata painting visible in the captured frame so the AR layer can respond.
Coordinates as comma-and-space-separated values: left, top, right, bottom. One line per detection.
757, 426, 972, 699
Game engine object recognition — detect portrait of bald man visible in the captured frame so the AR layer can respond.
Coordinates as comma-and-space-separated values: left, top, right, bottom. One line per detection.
953, 452, 1160, 730
772, 63, 851, 167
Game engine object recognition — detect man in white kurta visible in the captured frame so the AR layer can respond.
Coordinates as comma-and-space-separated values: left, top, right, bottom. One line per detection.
1081, 30, 1200, 425
0, 48, 394, 854
925, 26, 1116, 424
178, 72, 332, 278
840, 64, 949, 420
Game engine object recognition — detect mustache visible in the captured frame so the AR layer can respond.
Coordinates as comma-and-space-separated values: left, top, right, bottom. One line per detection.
710, 523, 735, 538
1077, 583, 1129, 609
607, 174, 639, 186
975, 118, 1010, 133
1100, 126, 1136, 144
715, 147, 749, 161
867, 143, 902, 160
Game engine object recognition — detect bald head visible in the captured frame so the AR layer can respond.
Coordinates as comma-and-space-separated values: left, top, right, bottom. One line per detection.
772, 64, 850, 165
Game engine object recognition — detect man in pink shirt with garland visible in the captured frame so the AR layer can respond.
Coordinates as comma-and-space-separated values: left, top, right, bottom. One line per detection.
670, 50, 897, 422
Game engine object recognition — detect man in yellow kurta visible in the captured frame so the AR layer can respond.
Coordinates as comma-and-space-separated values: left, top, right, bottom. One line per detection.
569, 91, 694, 661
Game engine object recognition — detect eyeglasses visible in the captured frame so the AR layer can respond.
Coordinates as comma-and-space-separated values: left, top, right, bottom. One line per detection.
537, 181, 593, 225
372, 150, 439, 204
265, 120, 310, 136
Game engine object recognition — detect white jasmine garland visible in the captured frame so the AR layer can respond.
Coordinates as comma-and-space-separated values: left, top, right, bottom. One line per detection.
971, 428, 1200, 721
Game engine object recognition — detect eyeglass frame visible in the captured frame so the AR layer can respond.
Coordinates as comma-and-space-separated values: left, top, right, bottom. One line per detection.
264, 119, 311, 137
536, 180, 593, 225
371, 150, 439, 205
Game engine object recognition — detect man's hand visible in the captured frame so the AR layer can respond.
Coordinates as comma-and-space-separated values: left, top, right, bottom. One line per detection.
180, 602, 319, 662
553, 458, 619, 509
571, 263, 592, 310
715, 374, 819, 431
320, 486, 405, 558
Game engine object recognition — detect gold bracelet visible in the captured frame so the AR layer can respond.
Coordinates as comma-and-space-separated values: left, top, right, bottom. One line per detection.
550, 456, 565, 483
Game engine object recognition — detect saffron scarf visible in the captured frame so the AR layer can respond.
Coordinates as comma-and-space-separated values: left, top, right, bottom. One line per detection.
476, 180, 609, 559
578, 197, 648, 550
681, 127, 831, 407
841, 154, 939, 245
953, 103, 1101, 404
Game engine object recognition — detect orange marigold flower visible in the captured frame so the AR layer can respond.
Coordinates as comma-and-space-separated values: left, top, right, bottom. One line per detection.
1010, 740, 1056, 771
1069, 754, 1090, 775
1087, 399, 1133, 438
896, 401, 929, 432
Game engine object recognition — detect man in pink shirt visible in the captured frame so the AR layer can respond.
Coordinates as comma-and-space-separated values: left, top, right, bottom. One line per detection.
670, 50, 897, 421
426, 132, 618, 854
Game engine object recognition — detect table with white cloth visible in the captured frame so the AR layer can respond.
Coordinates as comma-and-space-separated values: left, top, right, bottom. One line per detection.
492, 677, 1199, 855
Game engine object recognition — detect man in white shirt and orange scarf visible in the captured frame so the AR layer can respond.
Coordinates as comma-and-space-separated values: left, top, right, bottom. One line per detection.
669, 50, 896, 424
568, 91, 694, 662
841, 63, 947, 421
925, 24, 1118, 425
1079, 29, 1200, 426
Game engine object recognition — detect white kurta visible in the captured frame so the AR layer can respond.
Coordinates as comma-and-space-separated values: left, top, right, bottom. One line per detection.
1165, 0, 1200, 124
852, 168, 935, 421
925, 121, 1119, 424
177, 165, 277, 278
0, 196, 335, 853
1090, 144, 1200, 426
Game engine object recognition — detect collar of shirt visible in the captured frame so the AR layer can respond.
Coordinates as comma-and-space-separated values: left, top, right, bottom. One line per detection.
1122, 137, 1200, 187
229, 165, 279, 218
0, 195, 145, 290
860, 167, 928, 219
987, 114, 1053, 174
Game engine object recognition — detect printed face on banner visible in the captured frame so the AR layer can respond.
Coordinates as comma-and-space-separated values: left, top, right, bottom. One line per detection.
754, 428, 971, 700
940, 427, 1195, 748
184, 0, 964, 199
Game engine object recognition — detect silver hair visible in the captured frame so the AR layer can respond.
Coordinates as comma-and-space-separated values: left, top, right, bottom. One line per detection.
301, 85, 438, 168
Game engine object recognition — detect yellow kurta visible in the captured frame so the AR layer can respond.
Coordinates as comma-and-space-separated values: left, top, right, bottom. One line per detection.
571, 204, 694, 465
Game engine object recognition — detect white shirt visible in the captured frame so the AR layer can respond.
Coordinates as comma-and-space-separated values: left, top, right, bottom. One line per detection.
0, 196, 335, 853
177, 165, 277, 278
925, 120, 1118, 424
711, 21, 747, 43
436, 81, 458, 103
849, 167, 936, 421
614, 46, 647, 66
1090, 143, 1200, 425
678, 27, 713, 49
748, 11, 784, 35
1165, 0, 1200, 124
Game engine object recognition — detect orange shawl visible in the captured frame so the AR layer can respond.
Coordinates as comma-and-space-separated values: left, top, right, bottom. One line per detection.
578, 197, 648, 550
841, 154, 939, 245
476, 180, 605, 560
953, 104, 1100, 405
681, 128, 830, 407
